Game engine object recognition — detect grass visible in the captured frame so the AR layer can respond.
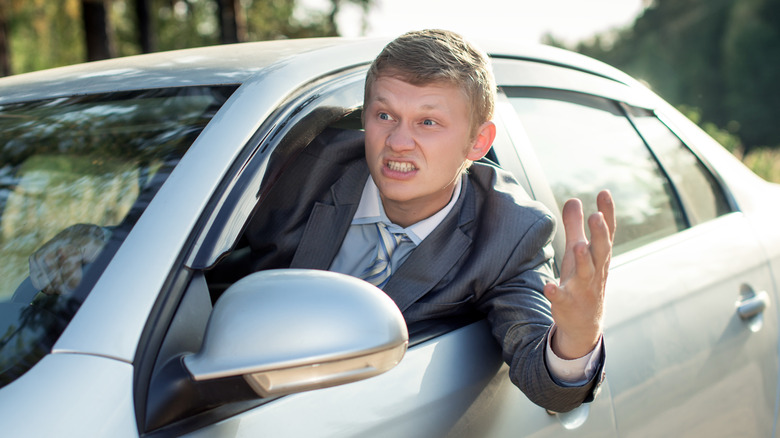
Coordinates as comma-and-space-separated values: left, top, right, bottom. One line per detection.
739, 148, 780, 183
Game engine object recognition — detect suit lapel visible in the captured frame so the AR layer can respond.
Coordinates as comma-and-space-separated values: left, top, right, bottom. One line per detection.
384, 175, 476, 312
291, 167, 478, 312
290, 160, 368, 270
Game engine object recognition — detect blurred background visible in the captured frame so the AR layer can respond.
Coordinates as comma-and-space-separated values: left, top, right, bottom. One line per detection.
0, 0, 777, 181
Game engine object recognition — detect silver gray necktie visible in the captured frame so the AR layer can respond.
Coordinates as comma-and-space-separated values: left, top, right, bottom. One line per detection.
361, 222, 406, 288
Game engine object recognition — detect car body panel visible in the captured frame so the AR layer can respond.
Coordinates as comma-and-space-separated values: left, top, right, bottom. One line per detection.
2, 353, 136, 437
0, 38, 380, 104
605, 213, 777, 436
182, 322, 618, 438
489, 52, 780, 436
491, 58, 654, 109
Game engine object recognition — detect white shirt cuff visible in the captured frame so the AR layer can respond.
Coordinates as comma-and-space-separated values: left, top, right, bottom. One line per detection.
545, 324, 603, 386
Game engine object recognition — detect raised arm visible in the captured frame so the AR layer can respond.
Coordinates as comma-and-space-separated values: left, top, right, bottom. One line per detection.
544, 190, 616, 359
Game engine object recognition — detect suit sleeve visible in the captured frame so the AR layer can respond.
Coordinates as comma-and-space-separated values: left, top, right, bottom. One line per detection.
477, 213, 604, 413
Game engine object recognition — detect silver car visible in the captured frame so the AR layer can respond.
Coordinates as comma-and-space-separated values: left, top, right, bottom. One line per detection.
0, 37, 778, 437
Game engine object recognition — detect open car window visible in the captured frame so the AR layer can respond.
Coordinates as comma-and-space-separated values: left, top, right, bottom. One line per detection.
143, 72, 370, 433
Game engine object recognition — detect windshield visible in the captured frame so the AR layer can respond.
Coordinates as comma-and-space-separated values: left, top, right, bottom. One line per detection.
0, 85, 236, 387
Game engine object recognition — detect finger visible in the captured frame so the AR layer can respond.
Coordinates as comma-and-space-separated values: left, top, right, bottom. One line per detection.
597, 190, 616, 242
588, 211, 612, 272
561, 198, 587, 250
572, 240, 595, 281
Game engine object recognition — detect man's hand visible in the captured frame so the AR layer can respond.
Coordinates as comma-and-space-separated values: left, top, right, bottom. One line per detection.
29, 224, 109, 295
544, 190, 616, 360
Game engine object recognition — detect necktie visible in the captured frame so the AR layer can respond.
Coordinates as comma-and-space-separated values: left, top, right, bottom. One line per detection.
361, 222, 407, 288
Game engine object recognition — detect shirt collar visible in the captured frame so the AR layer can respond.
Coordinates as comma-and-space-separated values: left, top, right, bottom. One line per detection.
353, 175, 463, 245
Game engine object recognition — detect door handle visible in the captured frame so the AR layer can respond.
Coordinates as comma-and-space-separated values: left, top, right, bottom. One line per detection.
737, 289, 769, 320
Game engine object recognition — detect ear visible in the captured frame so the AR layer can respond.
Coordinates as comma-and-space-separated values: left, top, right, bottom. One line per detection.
466, 121, 497, 161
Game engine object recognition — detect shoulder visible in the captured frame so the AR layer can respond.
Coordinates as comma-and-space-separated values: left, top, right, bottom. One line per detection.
467, 161, 555, 231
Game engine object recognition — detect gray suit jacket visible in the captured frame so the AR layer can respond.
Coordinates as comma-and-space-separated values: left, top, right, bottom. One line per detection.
244, 128, 604, 412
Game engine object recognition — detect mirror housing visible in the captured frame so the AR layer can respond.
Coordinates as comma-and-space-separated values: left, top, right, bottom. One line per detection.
184, 269, 408, 397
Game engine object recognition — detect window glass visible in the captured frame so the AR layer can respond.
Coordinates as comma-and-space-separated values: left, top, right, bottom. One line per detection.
629, 109, 732, 224
0, 86, 236, 388
505, 88, 685, 255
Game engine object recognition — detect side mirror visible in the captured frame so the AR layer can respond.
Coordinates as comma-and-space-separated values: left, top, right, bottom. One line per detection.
146, 270, 407, 430
185, 269, 407, 396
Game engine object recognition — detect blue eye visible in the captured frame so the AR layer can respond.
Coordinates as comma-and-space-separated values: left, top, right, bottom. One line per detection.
378, 112, 392, 121
422, 119, 436, 126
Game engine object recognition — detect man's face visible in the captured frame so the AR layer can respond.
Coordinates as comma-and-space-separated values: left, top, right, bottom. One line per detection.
363, 75, 489, 226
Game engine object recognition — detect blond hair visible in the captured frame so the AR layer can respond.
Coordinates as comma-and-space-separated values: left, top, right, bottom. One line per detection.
364, 29, 496, 138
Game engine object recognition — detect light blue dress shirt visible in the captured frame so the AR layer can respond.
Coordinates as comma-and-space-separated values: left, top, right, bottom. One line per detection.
329, 175, 462, 278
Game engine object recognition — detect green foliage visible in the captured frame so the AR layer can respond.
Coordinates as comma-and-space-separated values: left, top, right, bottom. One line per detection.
721, 0, 780, 149
572, 0, 780, 151
3, 0, 359, 74
677, 105, 743, 154
742, 148, 780, 183
7, 0, 85, 72
150, 0, 221, 52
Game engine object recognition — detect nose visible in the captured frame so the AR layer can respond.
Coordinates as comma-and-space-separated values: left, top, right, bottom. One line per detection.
386, 123, 415, 152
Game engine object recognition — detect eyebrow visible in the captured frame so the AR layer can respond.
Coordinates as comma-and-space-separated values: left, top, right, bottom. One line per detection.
373, 95, 444, 112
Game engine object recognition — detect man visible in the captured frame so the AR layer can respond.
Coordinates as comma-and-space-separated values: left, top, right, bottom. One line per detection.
243, 29, 615, 413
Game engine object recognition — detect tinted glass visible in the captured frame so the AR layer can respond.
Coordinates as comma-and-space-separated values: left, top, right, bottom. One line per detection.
0, 86, 236, 387
629, 109, 732, 224
505, 88, 685, 255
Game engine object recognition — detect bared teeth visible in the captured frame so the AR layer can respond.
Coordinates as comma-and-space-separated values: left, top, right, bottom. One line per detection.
388, 161, 415, 172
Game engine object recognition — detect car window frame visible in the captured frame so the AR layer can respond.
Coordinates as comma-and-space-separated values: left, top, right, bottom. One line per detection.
622, 104, 735, 225
497, 80, 739, 273
185, 67, 368, 271
493, 55, 738, 238
643, 108, 740, 215
494, 82, 726, 267
135, 66, 374, 435
498, 85, 686, 258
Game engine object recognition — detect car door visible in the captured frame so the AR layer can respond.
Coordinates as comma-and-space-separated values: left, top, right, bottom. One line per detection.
137, 64, 621, 437
498, 71, 777, 437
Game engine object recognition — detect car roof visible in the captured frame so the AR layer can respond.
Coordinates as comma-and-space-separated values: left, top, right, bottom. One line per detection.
0, 36, 637, 105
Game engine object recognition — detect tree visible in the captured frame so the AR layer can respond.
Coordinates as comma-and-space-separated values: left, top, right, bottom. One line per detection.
82, 0, 115, 61
217, 0, 245, 44
325, 0, 373, 36
722, 0, 780, 149
574, 0, 780, 150
0, 0, 11, 76
135, 0, 154, 53
6, 0, 84, 73
0, 0, 377, 75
